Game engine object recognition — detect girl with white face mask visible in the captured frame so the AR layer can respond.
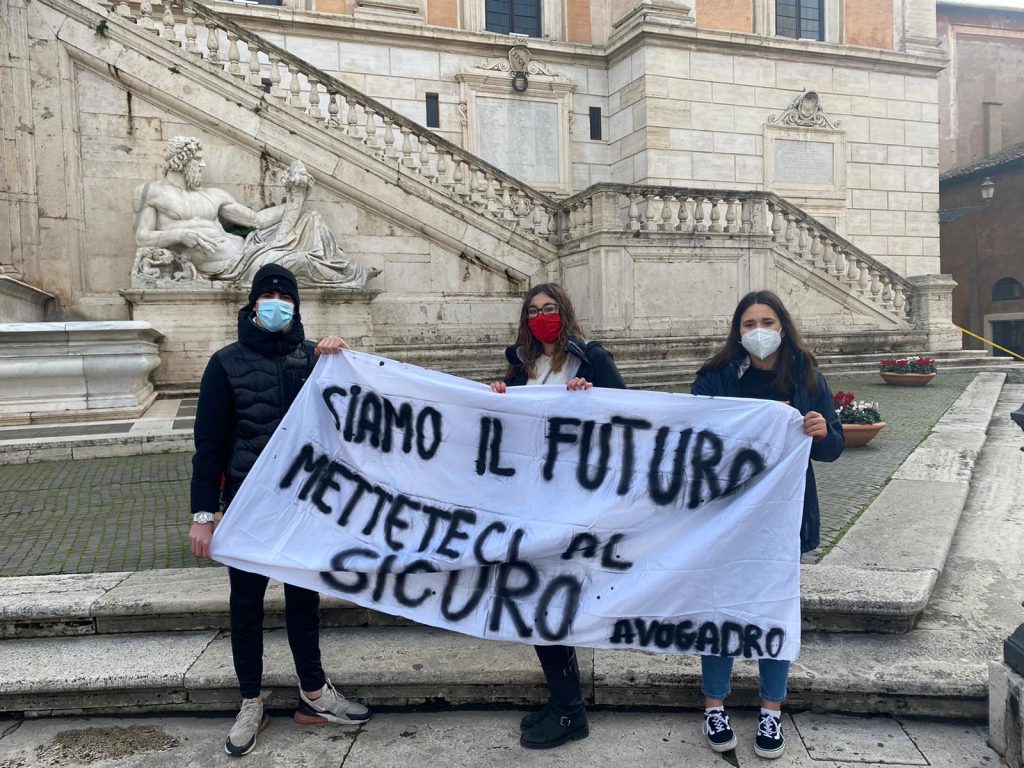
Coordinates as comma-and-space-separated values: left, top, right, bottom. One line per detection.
690, 290, 845, 761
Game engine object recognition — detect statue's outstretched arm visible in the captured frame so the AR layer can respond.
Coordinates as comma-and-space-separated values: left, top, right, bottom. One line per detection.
220, 199, 286, 230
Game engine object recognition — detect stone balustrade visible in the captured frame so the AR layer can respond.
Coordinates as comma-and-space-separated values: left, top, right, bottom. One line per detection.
104, 0, 560, 243
558, 185, 913, 324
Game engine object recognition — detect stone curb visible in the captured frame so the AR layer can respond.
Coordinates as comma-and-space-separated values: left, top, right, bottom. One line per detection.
806, 371, 1006, 633
0, 625, 990, 719
0, 433, 193, 465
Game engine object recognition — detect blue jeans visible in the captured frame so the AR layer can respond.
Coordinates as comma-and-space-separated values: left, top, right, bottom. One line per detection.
700, 656, 790, 703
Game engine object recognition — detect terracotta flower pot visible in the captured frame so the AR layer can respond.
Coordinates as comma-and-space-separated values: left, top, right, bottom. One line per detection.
879, 372, 936, 386
842, 421, 886, 447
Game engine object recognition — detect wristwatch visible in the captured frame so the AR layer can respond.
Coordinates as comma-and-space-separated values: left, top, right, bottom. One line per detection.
192, 512, 216, 525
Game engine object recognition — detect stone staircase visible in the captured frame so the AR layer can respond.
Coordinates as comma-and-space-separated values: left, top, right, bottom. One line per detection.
0, 372, 1010, 720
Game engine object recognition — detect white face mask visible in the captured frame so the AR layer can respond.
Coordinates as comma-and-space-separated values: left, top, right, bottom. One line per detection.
741, 328, 782, 360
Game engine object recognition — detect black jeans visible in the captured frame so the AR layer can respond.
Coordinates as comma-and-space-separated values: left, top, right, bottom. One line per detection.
228, 566, 327, 699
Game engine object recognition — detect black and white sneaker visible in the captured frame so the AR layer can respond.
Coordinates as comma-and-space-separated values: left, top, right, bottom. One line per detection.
754, 712, 786, 759
702, 709, 738, 752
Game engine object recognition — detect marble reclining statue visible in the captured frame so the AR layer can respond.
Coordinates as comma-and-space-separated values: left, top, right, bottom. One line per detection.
132, 136, 378, 289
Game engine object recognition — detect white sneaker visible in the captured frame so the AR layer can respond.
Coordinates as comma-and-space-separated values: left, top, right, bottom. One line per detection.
294, 679, 371, 726
225, 696, 270, 756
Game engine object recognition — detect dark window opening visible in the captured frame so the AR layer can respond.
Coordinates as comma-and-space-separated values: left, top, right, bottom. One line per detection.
425, 93, 440, 129
776, 0, 824, 41
991, 320, 1024, 358
486, 0, 541, 37
993, 277, 1024, 302
589, 107, 602, 140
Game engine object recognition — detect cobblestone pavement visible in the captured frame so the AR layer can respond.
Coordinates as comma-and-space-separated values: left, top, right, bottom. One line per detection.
0, 374, 977, 576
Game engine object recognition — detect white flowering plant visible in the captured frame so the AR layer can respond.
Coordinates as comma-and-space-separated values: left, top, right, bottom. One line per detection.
833, 390, 882, 425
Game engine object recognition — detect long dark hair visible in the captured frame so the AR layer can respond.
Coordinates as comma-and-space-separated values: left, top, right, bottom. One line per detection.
508, 283, 585, 379
697, 290, 819, 393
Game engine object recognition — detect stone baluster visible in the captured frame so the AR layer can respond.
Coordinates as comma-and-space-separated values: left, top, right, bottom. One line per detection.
269, 58, 287, 101
893, 284, 907, 316
116, 0, 132, 17
640, 194, 655, 232
183, 3, 199, 53
823, 240, 837, 274
710, 198, 724, 233
326, 92, 341, 129
725, 198, 738, 233
418, 140, 432, 177
139, 0, 159, 33
364, 107, 378, 149
665, 195, 681, 231
400, 127, 415, 168
501, 184, 516, 222
307, 78, 321, 119
344, 95, 360, 137
834, 247, 847, 280
628, 194, 640, 232
677, 197, 693, 233
162, 2, 176, 41
287, 68, 303, 108
532, 203, 546, 237
794, 225, 811, 264
869, 269, 883, 303
698, 197, 713, 233
483, 175, 498, 217
881, 279, 895, 310
205, 27, 221, 65
226, 32, 243, 77
770, 203, 784, 243
858, 263, 871, 296
381, 120, 396, 159
438, 152, 452, 192
452, 160, 466, 203
784, 215, 798, 253
661, 195, 674, 231
247, 45, 263, 88
568, 204, 579, 238
845, 256, 861, 289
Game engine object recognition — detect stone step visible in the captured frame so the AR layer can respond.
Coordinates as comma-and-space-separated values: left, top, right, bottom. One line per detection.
0, 623, 990, 719
0, 564, 930, 640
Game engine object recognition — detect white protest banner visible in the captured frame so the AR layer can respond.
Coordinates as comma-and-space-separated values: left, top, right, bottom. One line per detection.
212, 351, 811, 661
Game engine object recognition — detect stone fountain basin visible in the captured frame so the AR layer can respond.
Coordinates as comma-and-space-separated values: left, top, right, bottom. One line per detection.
0, 322, 163, 425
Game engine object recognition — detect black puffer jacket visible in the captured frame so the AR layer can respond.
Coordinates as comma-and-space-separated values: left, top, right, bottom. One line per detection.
190, 307, 316, 513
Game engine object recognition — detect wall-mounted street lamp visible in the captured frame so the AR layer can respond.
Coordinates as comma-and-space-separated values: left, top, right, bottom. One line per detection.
938, 176, 995, 223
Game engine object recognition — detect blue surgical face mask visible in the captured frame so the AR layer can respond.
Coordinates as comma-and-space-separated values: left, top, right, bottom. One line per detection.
255, 298, 294, 332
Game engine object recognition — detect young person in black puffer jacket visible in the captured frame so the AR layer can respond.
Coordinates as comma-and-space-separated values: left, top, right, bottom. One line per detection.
489, 283, 625, 750
188, 264, 371, 757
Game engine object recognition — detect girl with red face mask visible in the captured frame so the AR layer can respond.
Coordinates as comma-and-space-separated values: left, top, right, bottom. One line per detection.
489, 283, 626, 750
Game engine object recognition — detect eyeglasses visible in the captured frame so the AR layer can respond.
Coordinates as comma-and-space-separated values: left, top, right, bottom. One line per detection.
526, 303, 560, 319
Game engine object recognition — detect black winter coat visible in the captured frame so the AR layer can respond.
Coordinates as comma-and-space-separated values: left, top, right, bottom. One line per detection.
503, 338, 626, 389
691, 354, 844, 553
190, 307, 316, 513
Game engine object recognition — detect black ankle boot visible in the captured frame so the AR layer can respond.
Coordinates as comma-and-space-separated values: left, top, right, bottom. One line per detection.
520, 653, 590, 749
519, 702, 553, 731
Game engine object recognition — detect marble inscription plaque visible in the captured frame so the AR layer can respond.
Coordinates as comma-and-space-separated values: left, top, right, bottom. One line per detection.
774, 140, 834, 185
475, 97, 560, 185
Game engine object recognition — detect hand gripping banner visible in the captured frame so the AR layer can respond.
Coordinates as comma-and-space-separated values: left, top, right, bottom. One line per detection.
212, 351, 811, 661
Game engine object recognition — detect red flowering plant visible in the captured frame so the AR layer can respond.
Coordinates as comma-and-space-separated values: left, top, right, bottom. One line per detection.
833, 390, 882, 425
879, 355, 936, 374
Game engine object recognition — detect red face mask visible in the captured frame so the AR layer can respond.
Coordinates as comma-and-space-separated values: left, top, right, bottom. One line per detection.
528, 313, 562, 344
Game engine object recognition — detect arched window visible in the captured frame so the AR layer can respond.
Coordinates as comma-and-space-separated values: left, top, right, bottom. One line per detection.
992, 278, 1024, 302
